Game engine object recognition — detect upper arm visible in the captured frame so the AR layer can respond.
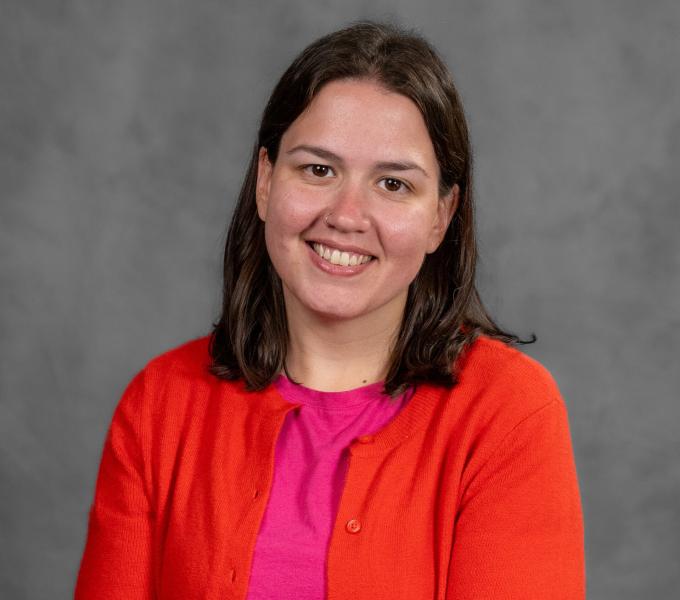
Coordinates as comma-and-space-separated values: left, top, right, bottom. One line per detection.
74, 370, 155, 599
446, 397, 585, 599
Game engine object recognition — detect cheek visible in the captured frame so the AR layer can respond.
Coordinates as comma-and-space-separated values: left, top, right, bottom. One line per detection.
377, 214, 433, 290
379, 208, 434, 260
269, 186, 322, 234
264, 188, 320, 263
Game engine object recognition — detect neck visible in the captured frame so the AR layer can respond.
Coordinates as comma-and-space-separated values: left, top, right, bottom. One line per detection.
283, 295, 404, 392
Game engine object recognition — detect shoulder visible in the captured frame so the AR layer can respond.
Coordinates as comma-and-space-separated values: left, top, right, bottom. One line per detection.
119, 334, 233, 411
457, 335, 560, 393
451, 334, 565, 427
141, 334, 213, 381
448, 337, 579, 507
111, 334, 257, 444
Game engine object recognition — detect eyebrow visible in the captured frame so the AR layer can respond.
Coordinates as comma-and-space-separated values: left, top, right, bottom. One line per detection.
286, 144, 430, 178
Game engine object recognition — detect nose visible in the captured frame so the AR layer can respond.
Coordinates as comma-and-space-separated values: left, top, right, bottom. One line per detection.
324, 181, 371, 232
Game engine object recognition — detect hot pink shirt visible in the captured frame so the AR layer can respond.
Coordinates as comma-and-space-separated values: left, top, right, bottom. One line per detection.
244, 375, 412, 599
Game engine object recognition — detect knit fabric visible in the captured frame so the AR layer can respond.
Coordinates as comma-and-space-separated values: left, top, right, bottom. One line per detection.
75, 334, 585, 599
245, 375, 411, 599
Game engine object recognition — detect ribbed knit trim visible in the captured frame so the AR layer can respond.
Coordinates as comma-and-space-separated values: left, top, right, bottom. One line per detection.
241, 377, 438, 457
345, 383, 442, 456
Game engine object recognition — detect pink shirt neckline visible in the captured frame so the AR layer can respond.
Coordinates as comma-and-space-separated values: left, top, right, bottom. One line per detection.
273, 374, 392, 410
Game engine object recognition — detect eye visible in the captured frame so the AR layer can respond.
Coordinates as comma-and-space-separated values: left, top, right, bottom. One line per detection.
302, 164, 334, 178
379, 177, 410, 193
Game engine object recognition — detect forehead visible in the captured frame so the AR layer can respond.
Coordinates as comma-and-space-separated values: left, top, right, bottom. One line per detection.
280, 79, 438, 169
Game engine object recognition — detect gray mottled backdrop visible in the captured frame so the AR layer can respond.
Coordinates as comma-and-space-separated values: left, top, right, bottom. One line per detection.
1, 1, 678, 598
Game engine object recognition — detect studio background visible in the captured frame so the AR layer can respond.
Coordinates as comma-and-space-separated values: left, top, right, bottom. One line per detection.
1, 1, 678, 598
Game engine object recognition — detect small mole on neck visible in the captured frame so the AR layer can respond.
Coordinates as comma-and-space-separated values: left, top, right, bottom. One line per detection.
362, 379, 367, 384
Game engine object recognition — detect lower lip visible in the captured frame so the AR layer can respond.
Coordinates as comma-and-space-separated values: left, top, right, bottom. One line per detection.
306, 243, 375, 276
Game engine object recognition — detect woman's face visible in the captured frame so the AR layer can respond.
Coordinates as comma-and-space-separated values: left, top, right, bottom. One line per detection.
256, 78, 458, 326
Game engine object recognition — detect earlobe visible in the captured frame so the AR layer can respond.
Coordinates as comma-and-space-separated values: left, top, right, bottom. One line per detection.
426, 184, 460, 254
256, 147, 273, 221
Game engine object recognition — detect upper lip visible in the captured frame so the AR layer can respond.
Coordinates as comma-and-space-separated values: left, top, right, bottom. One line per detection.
307, 238, 376, 258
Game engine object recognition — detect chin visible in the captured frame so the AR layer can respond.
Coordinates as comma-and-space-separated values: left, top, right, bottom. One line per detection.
304, 300, 369, 322
287, 288, 366, 320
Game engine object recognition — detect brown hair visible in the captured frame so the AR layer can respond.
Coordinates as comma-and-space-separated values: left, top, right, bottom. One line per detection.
209, 20, 534, 396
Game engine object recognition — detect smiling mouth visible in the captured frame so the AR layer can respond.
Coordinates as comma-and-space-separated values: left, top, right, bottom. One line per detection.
308, 242, 374, 266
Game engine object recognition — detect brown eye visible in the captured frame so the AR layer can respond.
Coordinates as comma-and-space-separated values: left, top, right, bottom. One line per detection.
381, 177, 407, 193
309, 164, 330, 177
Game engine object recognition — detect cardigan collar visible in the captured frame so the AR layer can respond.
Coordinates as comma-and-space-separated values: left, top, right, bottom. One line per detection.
227, 377, 447, 458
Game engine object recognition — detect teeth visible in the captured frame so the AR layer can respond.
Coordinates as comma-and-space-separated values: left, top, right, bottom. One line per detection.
312, 243, 373, 266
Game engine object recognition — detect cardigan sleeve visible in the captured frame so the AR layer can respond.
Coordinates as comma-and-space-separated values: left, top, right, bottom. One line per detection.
74, 370, 155, 599
446, 398, 585, 599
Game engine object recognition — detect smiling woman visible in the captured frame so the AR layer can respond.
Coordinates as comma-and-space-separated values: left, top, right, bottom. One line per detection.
254, 79, 457, 368
75, 20, 585, 600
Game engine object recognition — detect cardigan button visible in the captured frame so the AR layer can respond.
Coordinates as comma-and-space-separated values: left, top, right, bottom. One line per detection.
346, 519, 362, 534
357, 435, 373, 444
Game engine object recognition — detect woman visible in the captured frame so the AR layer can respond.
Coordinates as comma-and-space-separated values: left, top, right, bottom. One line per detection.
75, 21, 585, 599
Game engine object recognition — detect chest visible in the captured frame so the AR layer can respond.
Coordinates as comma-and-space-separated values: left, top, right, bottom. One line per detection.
148, 397, 463, 599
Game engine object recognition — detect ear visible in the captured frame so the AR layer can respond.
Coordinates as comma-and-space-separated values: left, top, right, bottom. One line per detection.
426, 184, 460, 254
256, 146, 273, 221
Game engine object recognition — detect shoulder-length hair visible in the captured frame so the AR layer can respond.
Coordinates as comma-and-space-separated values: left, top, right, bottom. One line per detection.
209, 20, 534, 396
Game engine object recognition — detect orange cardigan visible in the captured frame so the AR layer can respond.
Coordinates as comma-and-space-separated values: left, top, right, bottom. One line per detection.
75, 335, 585, 599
